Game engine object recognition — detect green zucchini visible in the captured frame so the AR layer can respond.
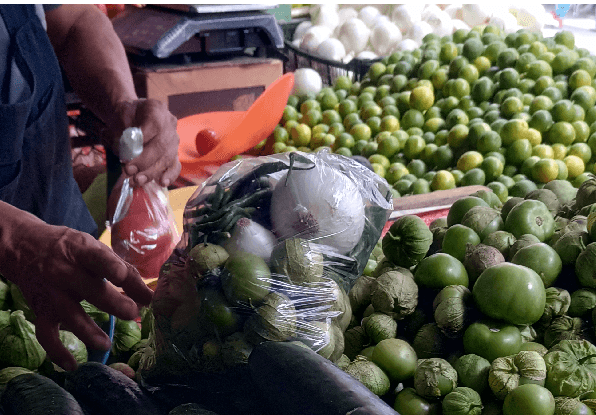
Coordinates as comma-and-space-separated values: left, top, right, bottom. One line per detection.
64, 362, 162, 415
248, 341, 398, 415
0, 372, 84, 414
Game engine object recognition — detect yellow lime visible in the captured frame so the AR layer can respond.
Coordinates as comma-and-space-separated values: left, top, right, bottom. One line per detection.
500, 119, 529, 146
532, 144, 554, 159
532, 158, 559, 183
524, 128, 542, 146
312, 124, 329, 136
473, 56, 491, 75
564, 154, 585, 179
431, 170, 456, 191
552, 143, 568, 160
568, 142, 592, 164
409, 86, 435, 112
350, 123, 372, 142
290, 123, 312, 147
457, 151, 484, 172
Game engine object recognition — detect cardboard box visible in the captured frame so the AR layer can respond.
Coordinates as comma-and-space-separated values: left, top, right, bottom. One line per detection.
131, 57, 284, 119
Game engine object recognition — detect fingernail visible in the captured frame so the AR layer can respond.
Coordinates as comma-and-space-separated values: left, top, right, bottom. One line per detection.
126, 165, 138, 175
136, 175, 147, 186
163, 179, 170, 187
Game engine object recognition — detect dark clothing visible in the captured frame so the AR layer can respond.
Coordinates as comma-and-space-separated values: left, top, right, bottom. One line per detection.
0, 5, 97, 236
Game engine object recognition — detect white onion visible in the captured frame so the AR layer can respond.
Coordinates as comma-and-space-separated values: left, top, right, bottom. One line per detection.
370, 20, 402, 57
425, 9, 454, 38
337, 7, 359, 27
315, 38, 346, 61
421, 4, 443, 21
313, 6, 341, 32
489, 12, 519, 34
338, 18, 371, 55
359, 6, 381, 28
293, 20, 313, 42
443, 4, 463, 19
357, 50, 378, 60
395, 38, 420, 52
292, 68, 323, 97
461, 4, 492, 27
221, 218, 277, 264
407, 21, 433, 45
372, 14, 391, 29
391, 5, 421, 34
299, 25, 332, 53
450, 19, 471, 32
270, 161, 366, 255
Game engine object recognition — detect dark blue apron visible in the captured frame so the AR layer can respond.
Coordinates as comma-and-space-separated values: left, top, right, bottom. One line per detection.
0, 5, 97, 237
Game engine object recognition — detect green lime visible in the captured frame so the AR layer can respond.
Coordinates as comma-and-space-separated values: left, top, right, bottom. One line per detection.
401, 109, 425, 130
446, 108, 469, 129
361, 141, 379, 158
497, 48, 520, 70
432, 145, 454, 169
403, 136, 426, 160
554, 30, 575, 49
547, 121, 576, 146
500, 96, 524, 118
476, 130, 502, 154
529, 109, 554, 133
506, 138, 533, 166
460, 168, 486, 186
483, 41, 507, 64
273, 125, 289, 143
407, 159, 427, 178
448, 124, 469, 148
335, 132, 355, 149
499, 68, 520, 89
350, 123, 372, 142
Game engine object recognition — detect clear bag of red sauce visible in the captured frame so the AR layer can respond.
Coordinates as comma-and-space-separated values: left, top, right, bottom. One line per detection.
107, 127, 179, 281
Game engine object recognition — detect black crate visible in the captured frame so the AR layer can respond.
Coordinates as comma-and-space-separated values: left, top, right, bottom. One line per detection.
279, 19, 381, 87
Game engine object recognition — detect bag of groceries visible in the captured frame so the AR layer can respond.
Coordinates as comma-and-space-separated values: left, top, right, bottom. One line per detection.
137, 150, 392, 412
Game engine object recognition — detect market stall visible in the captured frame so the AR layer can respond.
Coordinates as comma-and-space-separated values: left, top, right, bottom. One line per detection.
5, 3, 596, 415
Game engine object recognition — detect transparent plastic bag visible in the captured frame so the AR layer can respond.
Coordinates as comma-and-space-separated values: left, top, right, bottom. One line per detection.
108, 176, 179, 281
139, 150, 393, 385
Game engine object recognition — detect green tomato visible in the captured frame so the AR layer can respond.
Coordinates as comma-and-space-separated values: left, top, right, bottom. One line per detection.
502, 384, 555, 415
463, 320, 523, 362
504, 199, 555, 242
393, 387, 441, 415
473, 262, 547, 325
414, 253, 469, 290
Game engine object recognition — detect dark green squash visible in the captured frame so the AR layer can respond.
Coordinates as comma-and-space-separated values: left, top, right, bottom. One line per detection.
0, 373, 84, 415
64, 362, 162, 415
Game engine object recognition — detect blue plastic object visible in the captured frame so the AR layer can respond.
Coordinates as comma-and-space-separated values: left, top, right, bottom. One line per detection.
87, 314, 116, 364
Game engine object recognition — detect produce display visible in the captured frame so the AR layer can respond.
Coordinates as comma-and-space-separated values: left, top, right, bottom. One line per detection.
328, 177, 596, 414
272, 21, 596, 199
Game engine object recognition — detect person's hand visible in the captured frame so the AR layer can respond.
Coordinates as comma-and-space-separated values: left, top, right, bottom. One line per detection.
3, 209, 153, 371
113, 99, 181, 188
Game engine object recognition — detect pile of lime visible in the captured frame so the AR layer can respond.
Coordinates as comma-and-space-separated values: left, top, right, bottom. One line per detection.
269, 26, 596, 200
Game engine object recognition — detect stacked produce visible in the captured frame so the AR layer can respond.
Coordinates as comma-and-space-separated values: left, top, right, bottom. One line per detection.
337, 176, 596, 414
293, 4, 552, 62
273, 25, 596, 198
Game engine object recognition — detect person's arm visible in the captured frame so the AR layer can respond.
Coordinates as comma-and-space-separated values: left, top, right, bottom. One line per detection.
45, 5, 181, 187
0, 200, 153, 371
